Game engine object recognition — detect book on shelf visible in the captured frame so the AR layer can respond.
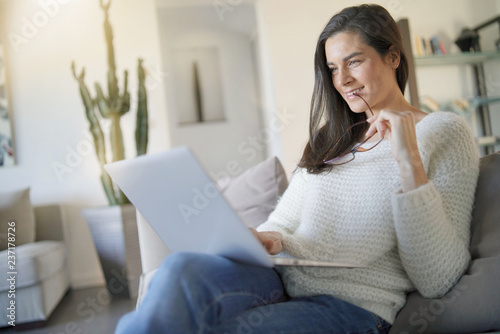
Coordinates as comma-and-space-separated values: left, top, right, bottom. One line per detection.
424, 38, 433, 56
421, 96, 440, 112
420, 96, 472, 114
414, 35, 447, 57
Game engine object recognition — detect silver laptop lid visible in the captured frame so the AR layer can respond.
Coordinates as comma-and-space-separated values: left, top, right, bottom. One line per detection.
104, 146, 273, 267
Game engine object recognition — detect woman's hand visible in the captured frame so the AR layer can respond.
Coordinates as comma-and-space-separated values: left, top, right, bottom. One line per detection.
249, 228, 283, 255
365, 110, 428, 192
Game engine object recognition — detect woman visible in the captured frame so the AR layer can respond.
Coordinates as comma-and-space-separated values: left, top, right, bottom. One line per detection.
116, 4, 479, 333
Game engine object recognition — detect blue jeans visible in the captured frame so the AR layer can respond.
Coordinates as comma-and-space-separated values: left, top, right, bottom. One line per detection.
115, 252, 391, 334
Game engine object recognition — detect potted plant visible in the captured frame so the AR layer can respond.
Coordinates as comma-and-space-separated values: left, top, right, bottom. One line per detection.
72, 0, 147, 298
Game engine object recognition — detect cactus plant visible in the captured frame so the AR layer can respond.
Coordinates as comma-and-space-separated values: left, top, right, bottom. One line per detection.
71, 0, 148, 205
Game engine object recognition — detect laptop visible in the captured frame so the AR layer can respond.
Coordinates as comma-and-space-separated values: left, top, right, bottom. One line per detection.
104, 146, 363, 269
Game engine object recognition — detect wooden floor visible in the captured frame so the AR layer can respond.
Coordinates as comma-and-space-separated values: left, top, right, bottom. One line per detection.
0, 287, 136, 333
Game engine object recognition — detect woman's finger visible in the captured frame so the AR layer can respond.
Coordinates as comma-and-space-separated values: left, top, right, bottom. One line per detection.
377, 120, 391, 139
366, 113, 378, 124
266, 239, 282, 255
250, 228, 283, 254
365, 122, 378, 138
366, 117, 389, 140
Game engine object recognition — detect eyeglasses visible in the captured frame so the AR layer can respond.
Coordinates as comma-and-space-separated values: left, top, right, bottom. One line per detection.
323, 94, 383, 165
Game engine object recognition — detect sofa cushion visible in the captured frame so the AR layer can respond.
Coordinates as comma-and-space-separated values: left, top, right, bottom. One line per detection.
0, 241, 66, 291
389, 152, 500, 333
0, 188, 36, 251
220, 157, 288, 228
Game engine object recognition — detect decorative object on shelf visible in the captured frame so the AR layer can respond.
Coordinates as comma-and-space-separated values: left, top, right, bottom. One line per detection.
193, 62, 203, 122
172, 46, 225, 125
71, 0, 147, 298
455, 15, 500, 52
455, 29, 480, 52
0, 39, 14, 167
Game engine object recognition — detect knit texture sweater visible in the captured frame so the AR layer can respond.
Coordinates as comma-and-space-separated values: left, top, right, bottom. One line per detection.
257, 111, 479, 324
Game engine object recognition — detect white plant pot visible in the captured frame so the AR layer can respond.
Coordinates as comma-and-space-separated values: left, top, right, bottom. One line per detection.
82, 204, 142, 299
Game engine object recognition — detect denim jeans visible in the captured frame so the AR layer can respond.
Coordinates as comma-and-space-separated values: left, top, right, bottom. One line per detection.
115, 252, 391, 334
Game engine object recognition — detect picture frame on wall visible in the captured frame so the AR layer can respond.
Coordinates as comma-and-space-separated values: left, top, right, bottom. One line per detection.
0, 38, 15, 167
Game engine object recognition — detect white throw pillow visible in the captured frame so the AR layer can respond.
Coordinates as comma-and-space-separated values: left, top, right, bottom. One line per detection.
221, 157, 288, 229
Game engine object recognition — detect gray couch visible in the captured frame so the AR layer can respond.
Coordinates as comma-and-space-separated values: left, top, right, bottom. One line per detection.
0, 197, 70, 329
134, 153, 500, 333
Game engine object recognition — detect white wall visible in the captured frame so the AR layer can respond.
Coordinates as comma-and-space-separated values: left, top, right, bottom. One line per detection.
255, 0, 500, 173
0, 0, 171, 288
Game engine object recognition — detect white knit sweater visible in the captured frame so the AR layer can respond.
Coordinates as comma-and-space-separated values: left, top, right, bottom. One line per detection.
257, 111, 479, 324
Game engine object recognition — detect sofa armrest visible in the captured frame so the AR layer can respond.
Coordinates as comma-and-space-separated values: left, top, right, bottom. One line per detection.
34, 204, 64, 242
136, 268, 158, 309
136, 210, 171, 274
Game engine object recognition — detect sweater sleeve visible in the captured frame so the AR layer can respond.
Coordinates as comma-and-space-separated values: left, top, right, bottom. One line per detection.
257, 168, 312, 258
392, 113, 479, 298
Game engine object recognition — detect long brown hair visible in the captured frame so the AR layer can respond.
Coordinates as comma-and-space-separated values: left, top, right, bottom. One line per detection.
297, 4, 409, 174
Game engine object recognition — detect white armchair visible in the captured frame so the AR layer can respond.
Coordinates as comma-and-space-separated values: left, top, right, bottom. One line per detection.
0, 204, 70, 329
